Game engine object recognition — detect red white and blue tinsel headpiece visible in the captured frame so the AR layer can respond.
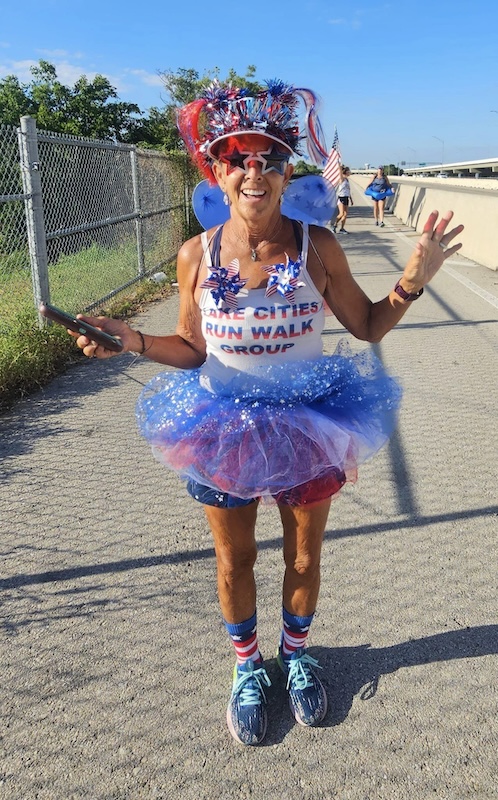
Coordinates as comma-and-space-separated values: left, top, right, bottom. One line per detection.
176, 79, 329, 183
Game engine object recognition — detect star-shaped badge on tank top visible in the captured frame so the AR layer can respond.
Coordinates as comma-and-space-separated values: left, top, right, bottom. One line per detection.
263, 255, 304, 303
200, 259, 248, 311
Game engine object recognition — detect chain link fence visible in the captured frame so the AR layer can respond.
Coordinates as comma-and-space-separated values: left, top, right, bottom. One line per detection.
0, 117, 197, 337
0, 124, 31, 328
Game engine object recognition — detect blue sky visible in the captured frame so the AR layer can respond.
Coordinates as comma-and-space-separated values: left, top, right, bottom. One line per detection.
2, 0, 497, 168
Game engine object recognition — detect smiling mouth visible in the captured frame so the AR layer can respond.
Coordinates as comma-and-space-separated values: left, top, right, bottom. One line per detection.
242, 189, 266, 197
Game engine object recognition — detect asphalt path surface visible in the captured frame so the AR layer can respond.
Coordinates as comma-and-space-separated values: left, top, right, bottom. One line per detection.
1, 192, 497, 799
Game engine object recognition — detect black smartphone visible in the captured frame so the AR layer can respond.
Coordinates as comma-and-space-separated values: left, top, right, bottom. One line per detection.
39, 303, 123, 352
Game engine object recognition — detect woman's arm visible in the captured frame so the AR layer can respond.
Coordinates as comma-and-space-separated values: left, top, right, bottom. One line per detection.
132, 236, 207, 367
72, 236, 207, 368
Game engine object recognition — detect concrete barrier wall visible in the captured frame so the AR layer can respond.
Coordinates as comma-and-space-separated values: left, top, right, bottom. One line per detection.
351, 175, 498, 271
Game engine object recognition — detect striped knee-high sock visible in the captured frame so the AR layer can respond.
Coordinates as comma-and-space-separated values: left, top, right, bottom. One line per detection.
280, 607, 315, 661
225, 611, 261, 664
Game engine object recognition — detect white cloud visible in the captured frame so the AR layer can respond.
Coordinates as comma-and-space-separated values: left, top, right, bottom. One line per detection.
56, 62, 131, 96
0, 56, 164, 108
0, 59, 37, 81
0, 57, 126, 94
38, 49, 70, 59
125, 68, 163, 87
54, 61, 99, 84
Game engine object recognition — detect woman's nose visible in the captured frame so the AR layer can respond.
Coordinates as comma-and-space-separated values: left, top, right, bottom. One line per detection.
244, 158, 263, 175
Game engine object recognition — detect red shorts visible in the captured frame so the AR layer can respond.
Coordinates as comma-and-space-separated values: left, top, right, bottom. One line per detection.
186, 467, 347, 508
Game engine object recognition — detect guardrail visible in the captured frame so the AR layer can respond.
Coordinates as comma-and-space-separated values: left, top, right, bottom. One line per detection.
352, 174, 498, 271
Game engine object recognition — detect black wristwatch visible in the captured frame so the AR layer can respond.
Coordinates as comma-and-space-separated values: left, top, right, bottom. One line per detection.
394, 280, 424, 301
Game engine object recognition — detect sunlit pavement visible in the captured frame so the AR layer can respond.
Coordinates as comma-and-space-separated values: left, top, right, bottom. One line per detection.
1, 193, 497, 800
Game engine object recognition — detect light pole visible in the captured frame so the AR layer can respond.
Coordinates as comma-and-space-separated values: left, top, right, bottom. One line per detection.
432, 136, 444, 168
407, 146, 417, 167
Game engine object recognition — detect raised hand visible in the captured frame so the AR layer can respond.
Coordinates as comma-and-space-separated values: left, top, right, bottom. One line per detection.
401, 210, 464, 292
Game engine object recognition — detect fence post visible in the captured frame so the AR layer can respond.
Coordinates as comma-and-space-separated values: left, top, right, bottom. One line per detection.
183, 158, 191, 235
18, 116, 50, 324
130, 148, 145, 277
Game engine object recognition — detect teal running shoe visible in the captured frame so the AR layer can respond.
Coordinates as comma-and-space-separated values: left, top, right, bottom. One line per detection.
278, 647, 328, 726
226, 659, 271, 745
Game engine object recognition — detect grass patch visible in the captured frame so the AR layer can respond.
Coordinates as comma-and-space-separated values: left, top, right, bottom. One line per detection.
0, 273, 177, 414
0, 309, 81, 412
0, 206, 200, 413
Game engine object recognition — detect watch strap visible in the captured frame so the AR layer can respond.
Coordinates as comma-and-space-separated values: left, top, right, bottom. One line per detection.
394, 280, 424, 301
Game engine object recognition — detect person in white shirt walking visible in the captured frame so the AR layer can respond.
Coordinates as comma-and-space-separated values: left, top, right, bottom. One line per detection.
333, 166, 353, 235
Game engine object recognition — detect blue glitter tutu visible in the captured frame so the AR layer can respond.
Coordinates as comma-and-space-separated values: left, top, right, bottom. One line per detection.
136, 341, 402, 502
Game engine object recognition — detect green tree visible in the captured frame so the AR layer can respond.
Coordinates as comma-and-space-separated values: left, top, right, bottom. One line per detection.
294, 160, 322, 176
0, 60, 141, 141
159, 67, 208, 106
134, 65, 261, 150
0, 75, 32, 124
68, 74, 140, 140
158, 65, 259, 106
125, 104, 180, 148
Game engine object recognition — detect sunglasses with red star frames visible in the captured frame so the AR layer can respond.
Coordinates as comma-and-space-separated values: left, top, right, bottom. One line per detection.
217, 143, 291, 176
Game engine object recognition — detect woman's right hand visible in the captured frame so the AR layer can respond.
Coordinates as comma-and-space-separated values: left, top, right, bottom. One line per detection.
69, 315, 143, 359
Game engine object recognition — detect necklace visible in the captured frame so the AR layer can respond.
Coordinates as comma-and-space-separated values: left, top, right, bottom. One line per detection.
229, 217, 284, 262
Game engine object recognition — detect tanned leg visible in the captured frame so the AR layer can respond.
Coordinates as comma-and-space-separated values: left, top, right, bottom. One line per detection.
279, 498, 331, 616
378, 198, 386, 223
336, 201, 346, 230
203, 502, 259, 623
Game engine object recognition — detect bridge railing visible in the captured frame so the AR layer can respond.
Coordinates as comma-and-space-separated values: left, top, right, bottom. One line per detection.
351, 174, 498, 271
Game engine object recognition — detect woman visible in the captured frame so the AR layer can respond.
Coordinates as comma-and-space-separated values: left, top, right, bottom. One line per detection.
71, 80, 463, 747
366, 166, 393, 227
333, 165, 353, 235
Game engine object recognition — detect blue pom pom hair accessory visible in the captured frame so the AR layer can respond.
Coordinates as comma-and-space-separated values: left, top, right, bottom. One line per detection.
177, 78, 329, 184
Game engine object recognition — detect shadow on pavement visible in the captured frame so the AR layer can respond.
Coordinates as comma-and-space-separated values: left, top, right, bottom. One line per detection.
261, 625, 498, 744
1, 503, 496, 594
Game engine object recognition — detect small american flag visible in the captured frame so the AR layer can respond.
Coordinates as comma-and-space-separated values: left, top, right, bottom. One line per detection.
322, 127, 342, 187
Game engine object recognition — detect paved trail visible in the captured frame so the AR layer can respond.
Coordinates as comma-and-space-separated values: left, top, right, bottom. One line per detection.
1, 195, 497, 799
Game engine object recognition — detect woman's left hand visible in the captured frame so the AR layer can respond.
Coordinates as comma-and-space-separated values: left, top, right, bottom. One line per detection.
400, 210, 464, 292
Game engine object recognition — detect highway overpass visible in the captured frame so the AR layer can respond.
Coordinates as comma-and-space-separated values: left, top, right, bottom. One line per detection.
353, 158, 498, 178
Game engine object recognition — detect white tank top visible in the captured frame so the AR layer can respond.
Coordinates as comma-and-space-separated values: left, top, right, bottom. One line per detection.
198, 222, 325, 392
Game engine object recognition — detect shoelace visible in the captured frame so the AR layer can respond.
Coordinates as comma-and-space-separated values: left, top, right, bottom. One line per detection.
234, 665, 271, 708
286, 652, 322, 691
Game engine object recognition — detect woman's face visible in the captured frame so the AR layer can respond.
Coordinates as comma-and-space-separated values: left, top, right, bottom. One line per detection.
212, 134, 294, 220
